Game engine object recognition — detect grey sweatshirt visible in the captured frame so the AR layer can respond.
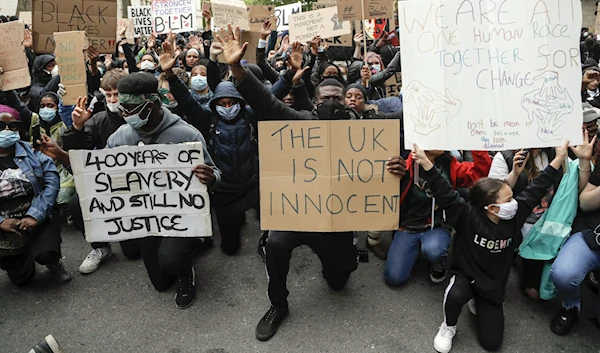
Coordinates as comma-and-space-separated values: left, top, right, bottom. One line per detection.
106, 107, 222, 188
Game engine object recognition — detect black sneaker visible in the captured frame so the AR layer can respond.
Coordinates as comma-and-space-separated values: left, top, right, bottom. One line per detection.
175, 268, 196, 309
550, 307, 578, 336
430, 262, 447, 284
29, 334, 64, 353
46, 259, 73, 284
258, 231, 268, 260
255, 305, 289, 341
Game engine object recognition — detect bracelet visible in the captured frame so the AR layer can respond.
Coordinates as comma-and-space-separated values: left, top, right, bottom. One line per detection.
578, 165, 592, 172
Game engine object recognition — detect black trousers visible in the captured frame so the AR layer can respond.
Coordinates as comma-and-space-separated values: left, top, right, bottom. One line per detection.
69, 193, 142, 259
521, 257, 545, 291
443, 275, 504, 351
212, 186, 259, 255
137, 236, 197, 291
266, 231, 358, 308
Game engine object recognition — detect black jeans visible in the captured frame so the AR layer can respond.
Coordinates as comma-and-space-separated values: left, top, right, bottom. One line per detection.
266, 231, 358, 308
212, 186, 259, 255
138, 236, 197, 291
69, 193, 142, 259
521, 257, 545, 291
443, 275, 504, 351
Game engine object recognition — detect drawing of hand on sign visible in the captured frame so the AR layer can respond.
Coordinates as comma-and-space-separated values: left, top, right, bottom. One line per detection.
521, 71, 573, 142
331, 13, 343, 30
405, 81, 463, 135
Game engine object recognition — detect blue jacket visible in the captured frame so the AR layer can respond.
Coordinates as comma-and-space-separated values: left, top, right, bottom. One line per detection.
0, 141, 60, 224
167, 75, 258, 203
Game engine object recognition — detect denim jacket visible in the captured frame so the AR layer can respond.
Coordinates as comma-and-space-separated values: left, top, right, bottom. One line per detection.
0, 141, 60, 224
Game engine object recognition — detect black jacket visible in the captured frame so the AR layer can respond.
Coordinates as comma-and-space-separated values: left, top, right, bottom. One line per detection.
28, 54, 60, 113
422, 164, 559, 304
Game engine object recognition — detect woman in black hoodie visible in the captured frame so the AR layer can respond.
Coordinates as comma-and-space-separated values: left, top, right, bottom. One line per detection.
410, 142, 569, 353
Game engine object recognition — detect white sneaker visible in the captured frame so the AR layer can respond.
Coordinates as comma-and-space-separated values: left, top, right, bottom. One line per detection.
468, 299, 477, 315
434, 322, 457, 353
79, 247, 112, 274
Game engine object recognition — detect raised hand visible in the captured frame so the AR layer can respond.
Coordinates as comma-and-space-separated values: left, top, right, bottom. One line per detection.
214, 25, 247, 66
292, 66, 310, 86
209, 41, 224, 61
411, 144, 434, 171
147, 33, 156, 50
189, 35, 202, 49
353, 32, 364, 46
167, 30, 176, 48
87, 45, 99, 61
570, 129, 597, 161
360, 65, 371, 85
117, 21, 127, 38
261, 20, 273, 40
72, 96, 93, 131
310, 35, 321, 56
160, 42, 177, 71
289, 41, 303, 71
23, 28, 33, 48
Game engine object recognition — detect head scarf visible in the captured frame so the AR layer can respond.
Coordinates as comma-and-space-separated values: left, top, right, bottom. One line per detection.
0, 104, 20, 121
186, 48, 200, 57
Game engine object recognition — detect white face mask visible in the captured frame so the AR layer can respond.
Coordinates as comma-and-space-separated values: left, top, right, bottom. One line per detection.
486, 199, 518, 220
51, 65, 59, 77
106, 101, 120, 113
140, 60, 155, 71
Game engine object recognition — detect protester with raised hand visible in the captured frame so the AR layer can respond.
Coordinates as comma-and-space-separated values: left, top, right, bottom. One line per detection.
161, 40, 261, 256
106, 71, 220, 308
409, 141, 569, 353
214, 24, 406, 341
62, 69, 139, 274
0, 104, 71, 286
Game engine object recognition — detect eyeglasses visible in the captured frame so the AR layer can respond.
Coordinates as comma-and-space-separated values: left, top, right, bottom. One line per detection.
0, 121, 20, 131
118, 101, 149, 117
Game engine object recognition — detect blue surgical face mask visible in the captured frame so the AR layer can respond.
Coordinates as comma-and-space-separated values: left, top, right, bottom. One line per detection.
39, 107, 57, 122
191, 75, 208, 91
0, 130, 20, 148
216, 103, 241, 121
123, 102, 150, 129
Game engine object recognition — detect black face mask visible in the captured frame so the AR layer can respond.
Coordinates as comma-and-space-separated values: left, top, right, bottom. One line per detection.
316, 100, 348, 120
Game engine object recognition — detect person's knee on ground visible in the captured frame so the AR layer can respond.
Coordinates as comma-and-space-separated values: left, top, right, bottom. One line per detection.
478, 333, 502, 352
35, 251, 60, 266
221, 235, 241, 256
323, 270, 352, 291
421, 230, 450, 263
384, 263, 411, 287
120, 239, 142, 260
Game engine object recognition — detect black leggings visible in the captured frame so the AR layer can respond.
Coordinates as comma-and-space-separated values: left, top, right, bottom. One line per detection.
443, 275, 504, 351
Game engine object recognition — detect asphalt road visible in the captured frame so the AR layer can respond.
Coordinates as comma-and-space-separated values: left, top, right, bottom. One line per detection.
1, 212, 599, 353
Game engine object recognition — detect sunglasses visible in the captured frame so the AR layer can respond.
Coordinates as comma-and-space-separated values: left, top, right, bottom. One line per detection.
118, 101, 150, 117
0, 121, 20, 131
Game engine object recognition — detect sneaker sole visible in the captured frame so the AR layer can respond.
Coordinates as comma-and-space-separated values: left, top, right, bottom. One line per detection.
430, 274, 447, 284
175, 296, 196, 309
45, 335, 65, 353
434, 342, 452, 353
256, 329, 278, 341
79, 252, 112, 274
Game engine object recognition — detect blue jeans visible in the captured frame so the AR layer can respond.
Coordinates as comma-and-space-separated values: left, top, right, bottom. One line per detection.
551, 232, 600, 310
384, 227, 451, 286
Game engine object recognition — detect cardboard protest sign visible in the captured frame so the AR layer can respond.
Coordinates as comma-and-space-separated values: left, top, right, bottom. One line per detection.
289, 7, 352, 43
323, 34, 353, 47
19, 11, 33, 27
259, 120, 401, 232
32, 0, 117, 54
53, 31, 88, 105
247, 5, 276, 32
69, 143, 212, 243
398, 0, 583, 151
274, 2, 302, 31
151, 0, 196, 34
128, 6, 153, 37
337, 0, 395, 22
312, 0, 336, 11
596, 3, 600, 38
0, 21, 31, 91
384, 72, 402, 97
211, 0, 249, 31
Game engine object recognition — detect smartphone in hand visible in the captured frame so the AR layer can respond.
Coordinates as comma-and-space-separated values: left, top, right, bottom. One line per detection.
32, 125, 41, 150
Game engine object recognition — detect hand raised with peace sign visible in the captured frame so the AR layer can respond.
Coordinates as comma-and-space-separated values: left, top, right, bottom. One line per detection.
72, 96, 93, 131
214, 25, 248, 66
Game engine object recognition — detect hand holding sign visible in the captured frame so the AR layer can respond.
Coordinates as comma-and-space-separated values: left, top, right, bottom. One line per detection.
72, 96, 93, 131
215, 25, 248, 66
386, 156, 406, 177
411, 144, 434, 171
192, 164, 216, 186
261, 20, 273, 40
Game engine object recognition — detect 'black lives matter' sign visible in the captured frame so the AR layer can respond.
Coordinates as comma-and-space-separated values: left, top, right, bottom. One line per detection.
69, 143, 212, 242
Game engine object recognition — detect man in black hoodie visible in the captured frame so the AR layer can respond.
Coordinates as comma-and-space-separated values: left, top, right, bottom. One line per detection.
214, 25, 406, 341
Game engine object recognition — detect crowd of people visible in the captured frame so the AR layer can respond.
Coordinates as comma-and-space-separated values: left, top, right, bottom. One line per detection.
0, 11, 599, 353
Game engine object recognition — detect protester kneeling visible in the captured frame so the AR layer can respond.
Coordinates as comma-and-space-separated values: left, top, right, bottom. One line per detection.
0, 105, 71, 286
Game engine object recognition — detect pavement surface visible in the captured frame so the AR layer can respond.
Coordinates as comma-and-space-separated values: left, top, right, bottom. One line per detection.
1, 212, 599, 353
